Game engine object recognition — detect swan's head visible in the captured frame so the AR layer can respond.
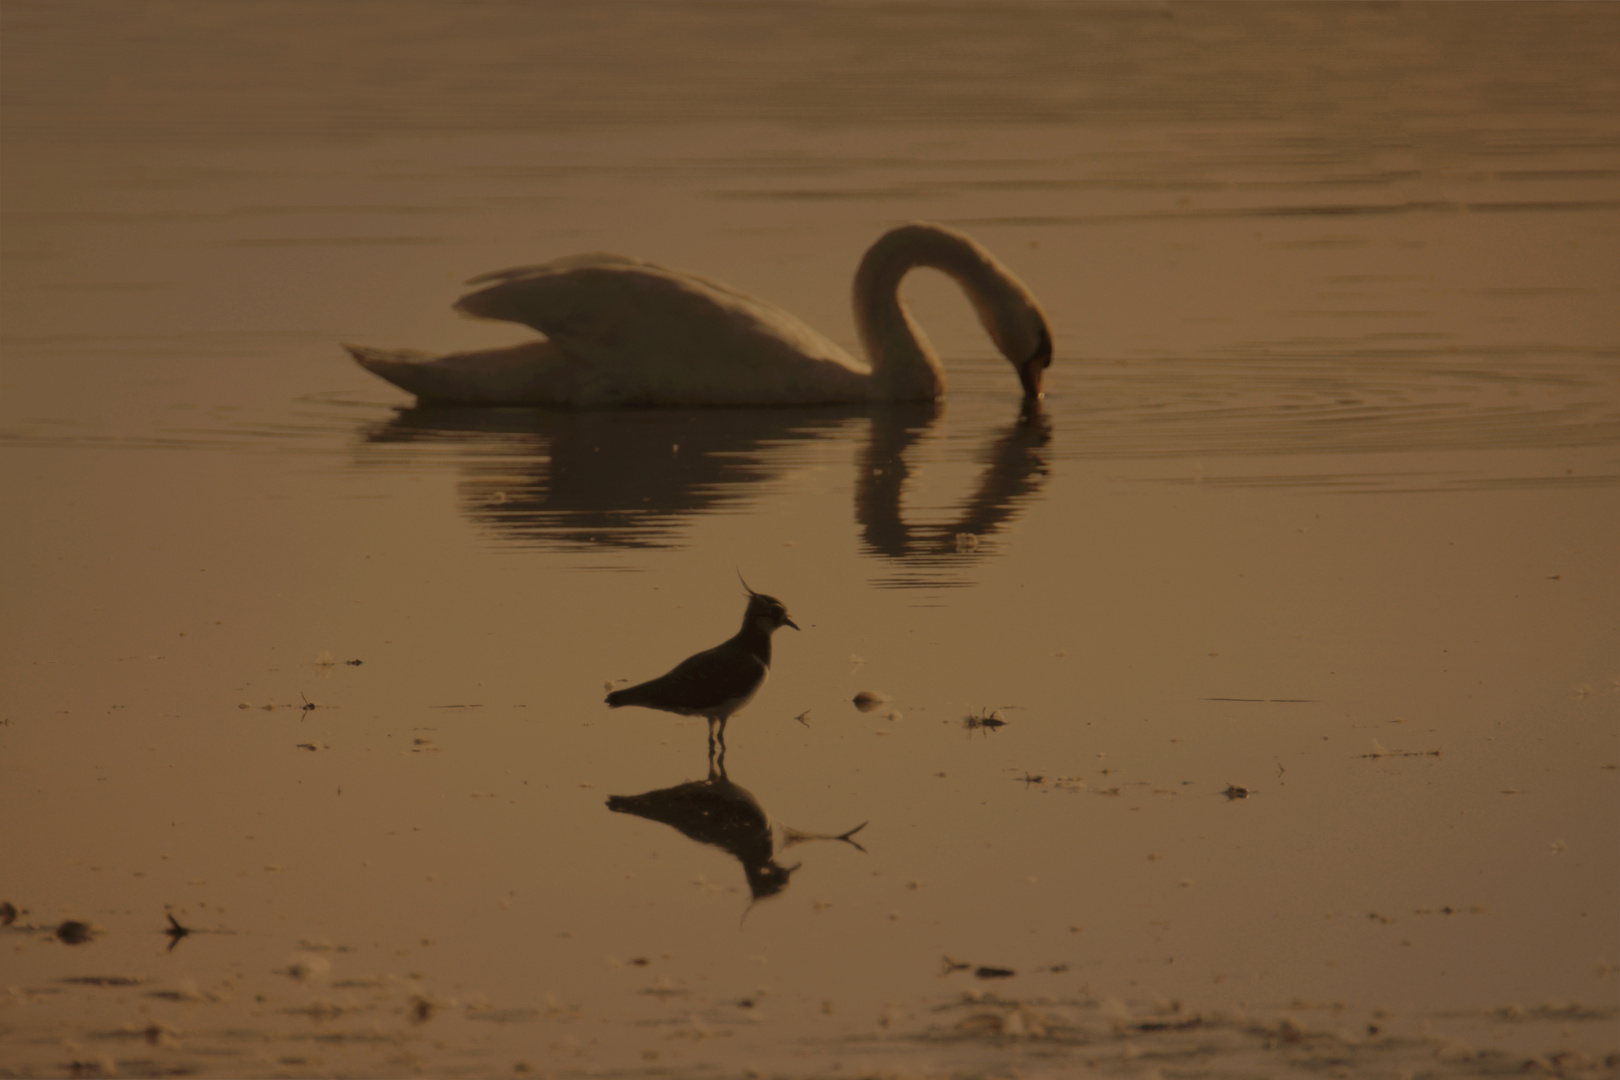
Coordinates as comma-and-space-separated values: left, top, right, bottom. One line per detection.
1017, 321, 1053, 399
975, 287, 1052, 400
856, 222, 1054, 401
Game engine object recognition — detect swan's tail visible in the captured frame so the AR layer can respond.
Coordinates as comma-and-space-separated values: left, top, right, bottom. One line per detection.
343, 343, 437, 375
343, 341, 568, 404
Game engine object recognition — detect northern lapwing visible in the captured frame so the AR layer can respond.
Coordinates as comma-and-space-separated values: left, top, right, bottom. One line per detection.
606, 582, 798, 751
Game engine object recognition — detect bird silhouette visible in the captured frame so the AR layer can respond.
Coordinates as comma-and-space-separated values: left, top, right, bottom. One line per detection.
606, 582, 798, 753
346, 222, 1051, 406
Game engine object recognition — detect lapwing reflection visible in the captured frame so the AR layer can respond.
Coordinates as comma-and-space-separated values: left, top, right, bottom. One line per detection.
607, 752, 866, 904
605, 581, 797, 756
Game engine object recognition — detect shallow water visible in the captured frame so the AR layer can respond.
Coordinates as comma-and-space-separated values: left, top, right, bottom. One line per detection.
2, 3, 1618, 1078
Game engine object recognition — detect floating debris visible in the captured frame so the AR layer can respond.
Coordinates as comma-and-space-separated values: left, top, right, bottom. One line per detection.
1256, 1014, 1306, 1046
0, 900, 17, 926
963, 708, 1008, 737
640, 977, 687, 999
852, 691, 889, 712
1358, 740, 1440, 759
938, 957, 1016, 980
1204, 697, 1317, 704
1135, 1014, 1205, 1033
1222, 784, 1252, 800
162, 913, 191, 951
286, 1000, 348, 1021
144, 979, 212, 1003
794, 710, 811, 727
285, 953, 331, 982
56, 920, 98, 945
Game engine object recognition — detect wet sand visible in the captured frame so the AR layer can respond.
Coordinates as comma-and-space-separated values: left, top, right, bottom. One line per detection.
3, 3, 1617, 1077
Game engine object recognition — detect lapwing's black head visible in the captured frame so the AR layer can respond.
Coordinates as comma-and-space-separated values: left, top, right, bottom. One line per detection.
744, 859, 800, 900
739, 576, 799, 633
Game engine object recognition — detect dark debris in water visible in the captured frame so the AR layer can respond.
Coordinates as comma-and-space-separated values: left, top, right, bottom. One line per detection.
940, 955, 1019, 980
1358, 742, 1442, 759
163, 913, 192, 951
60, 976, 151, 987
963, 707, 1008, 737
56, 920, 99, 945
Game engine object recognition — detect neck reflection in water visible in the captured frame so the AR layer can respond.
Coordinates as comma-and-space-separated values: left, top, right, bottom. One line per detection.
357, 399, 1051, 586
607, 747, 867, 907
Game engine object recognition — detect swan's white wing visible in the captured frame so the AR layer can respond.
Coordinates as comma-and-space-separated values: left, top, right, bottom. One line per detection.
455, 259, 871, 406
466, 252, 655, 283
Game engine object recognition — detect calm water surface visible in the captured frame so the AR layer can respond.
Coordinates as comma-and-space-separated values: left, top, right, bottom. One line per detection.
2, 4, 1617, 1077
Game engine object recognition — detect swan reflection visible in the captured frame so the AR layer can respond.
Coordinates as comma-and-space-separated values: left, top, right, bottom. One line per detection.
858, 400, 1051, 586
607, 752, 866, 904
359, 404, 857, 549
358, 399, 1049, 584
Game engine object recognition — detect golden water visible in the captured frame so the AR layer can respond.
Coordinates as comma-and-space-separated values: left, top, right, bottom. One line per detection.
2, 3, 1617, 1076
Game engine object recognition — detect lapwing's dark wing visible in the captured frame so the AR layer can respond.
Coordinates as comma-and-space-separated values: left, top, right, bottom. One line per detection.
607, 642, 767, 716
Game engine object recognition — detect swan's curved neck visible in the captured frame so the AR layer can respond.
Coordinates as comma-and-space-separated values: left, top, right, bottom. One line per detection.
852, 224, 1030, 401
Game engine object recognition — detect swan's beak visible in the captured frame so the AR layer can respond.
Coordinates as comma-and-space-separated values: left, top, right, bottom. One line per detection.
1019, 359, 1045, 398
1018, 326, 1052, 399
1019, 353, 1049, 398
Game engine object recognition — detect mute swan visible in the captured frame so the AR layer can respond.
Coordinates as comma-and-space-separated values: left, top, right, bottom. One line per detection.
345, 222, 1051, 407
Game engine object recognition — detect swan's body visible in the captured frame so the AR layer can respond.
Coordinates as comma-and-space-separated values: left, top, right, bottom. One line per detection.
346, 223, 1051, 407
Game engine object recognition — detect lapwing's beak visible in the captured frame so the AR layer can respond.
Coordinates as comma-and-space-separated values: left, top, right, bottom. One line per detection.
785, 617, 800, 631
